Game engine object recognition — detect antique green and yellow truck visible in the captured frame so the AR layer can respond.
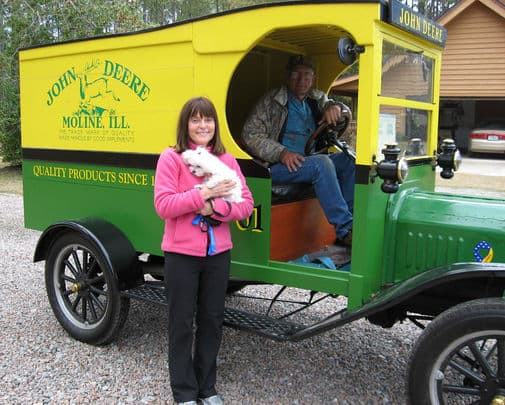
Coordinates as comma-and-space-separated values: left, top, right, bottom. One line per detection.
19, 1, 505, 403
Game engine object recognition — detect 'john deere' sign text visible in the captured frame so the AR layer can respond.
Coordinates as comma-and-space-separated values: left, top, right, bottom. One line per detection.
390, 0, 447, 47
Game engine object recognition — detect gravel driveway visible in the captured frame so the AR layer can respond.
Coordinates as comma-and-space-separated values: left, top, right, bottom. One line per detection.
0, 192, 422, 404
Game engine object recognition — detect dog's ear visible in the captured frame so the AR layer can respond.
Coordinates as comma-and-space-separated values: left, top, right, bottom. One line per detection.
181, 149, 194, 164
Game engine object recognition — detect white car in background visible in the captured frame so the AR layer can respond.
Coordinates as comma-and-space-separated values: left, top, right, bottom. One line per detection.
468, 120, 505, 155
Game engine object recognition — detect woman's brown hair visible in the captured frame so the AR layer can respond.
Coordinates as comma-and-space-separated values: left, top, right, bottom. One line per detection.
175, 97, 226, 155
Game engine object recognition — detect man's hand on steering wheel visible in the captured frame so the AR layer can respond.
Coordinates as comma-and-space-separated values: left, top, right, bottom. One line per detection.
280, 150, 305, 172
305, 103, 352, 156
318, 104, 342, 126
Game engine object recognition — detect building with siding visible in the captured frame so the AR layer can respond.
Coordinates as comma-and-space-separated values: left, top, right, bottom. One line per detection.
438, 0, 505, 151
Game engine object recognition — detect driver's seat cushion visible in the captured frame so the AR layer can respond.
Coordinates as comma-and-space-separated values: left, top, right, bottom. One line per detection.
271, 183, 315, 205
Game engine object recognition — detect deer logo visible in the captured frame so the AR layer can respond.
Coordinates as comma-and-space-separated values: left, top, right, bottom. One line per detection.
76, 60, 120, 117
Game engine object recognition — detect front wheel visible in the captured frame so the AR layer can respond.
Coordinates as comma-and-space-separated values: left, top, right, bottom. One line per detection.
408, 298, 505, 405
45, 233, 130, 345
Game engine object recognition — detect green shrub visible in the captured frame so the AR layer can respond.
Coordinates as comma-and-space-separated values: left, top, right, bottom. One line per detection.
0, 59, 21, 164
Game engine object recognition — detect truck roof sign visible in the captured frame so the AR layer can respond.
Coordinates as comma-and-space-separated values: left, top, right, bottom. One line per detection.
389, 0, 447, 47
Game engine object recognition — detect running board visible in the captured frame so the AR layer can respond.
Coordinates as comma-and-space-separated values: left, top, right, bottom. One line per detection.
222, 307, 305, 341
123, 280, 166, 304
122, 282, 346, 341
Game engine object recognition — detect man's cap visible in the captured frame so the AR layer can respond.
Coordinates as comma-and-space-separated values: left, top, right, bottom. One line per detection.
286, 54, 314, 72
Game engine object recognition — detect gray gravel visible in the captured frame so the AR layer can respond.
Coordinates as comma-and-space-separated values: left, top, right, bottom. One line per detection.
0, 192, 422, 405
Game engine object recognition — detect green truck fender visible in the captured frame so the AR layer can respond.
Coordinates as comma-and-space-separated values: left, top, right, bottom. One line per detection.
287, 262, 505, 341
363, 262, 505, 328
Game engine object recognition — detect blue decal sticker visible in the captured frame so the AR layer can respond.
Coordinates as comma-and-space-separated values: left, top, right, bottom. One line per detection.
473, 240, 494, 263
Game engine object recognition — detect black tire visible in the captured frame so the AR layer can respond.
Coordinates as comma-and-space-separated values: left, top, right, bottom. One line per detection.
408, 298, 505, 405
45, 233, 130, 345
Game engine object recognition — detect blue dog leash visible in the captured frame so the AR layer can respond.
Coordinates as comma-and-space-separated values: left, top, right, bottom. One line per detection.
192, 214, 217, 255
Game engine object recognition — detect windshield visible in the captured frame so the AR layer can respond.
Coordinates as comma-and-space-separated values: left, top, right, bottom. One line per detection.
378, 40, 435, 158
379, 106, 428, 156
381, 41, 434, 102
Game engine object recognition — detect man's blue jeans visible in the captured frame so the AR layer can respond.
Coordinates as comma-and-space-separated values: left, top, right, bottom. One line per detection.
270, 152, 354, 239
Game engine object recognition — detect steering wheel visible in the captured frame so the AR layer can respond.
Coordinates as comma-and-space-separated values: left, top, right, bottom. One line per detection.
304, 109, 351, 156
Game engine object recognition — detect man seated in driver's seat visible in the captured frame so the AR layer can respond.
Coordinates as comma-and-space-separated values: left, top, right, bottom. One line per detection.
241, 54, 355, 246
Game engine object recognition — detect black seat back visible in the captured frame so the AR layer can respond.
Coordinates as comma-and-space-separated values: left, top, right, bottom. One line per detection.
271, 183, 315, 205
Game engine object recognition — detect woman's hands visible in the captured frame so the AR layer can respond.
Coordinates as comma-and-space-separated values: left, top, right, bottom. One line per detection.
197, 179, 235, 215
198, 200, 214, 216
198, 179, 236, 213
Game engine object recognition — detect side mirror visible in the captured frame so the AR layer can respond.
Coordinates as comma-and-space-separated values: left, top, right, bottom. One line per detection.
374, 144, 409, 193
337, 37, 365, 66
437, 138, 461, 179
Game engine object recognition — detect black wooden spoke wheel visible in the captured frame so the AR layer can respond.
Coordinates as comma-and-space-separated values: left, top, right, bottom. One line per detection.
45, 233, 130, 345
408, 298, 505, 405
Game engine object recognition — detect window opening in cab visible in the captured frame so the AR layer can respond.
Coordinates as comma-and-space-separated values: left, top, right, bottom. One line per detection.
226, 25, 355, 267
330, 61, 359, 150
226, 25, 352, 153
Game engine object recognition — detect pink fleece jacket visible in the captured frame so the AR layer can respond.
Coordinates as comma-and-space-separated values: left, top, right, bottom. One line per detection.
154, 146, 254, 257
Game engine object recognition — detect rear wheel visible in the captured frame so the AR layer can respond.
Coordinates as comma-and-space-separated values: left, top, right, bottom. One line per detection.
408, 298, 505, 405
45, 233, 130, 345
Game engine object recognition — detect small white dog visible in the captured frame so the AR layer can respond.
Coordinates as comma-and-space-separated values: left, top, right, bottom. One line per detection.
182, 147, 243, 202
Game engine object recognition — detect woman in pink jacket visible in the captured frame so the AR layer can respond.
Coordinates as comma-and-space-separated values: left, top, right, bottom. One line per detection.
154, 97, 254, 405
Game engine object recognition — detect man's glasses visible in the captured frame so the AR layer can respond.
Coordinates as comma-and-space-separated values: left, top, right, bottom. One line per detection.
289, 71, 314, 80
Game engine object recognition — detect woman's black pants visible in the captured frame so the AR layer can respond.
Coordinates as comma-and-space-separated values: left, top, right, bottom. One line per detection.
164, 250, 231, 402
